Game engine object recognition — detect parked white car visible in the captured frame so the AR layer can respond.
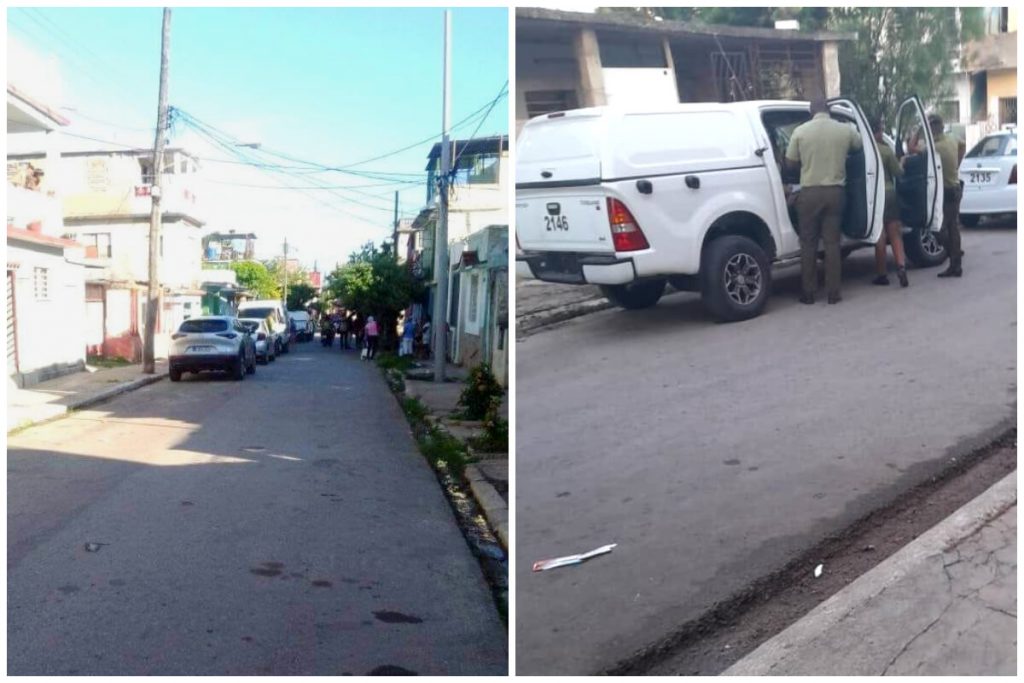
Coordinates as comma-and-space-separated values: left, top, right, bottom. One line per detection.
239, 317, 276, 363
169, 316, 257, 382
237, 300, 290, 355
516, 97, 944, 321
288, 310, 314, 342
958, 129, 1017, 226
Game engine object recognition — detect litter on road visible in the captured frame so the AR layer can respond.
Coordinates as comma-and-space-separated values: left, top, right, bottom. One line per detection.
533, 544, 616, 572
813, 563, 824, 578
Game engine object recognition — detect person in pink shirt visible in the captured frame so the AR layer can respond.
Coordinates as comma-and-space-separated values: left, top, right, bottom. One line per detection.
364, 315, 380, 360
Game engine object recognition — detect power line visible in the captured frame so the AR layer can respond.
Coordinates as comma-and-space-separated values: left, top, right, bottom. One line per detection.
169, 80, 507, 175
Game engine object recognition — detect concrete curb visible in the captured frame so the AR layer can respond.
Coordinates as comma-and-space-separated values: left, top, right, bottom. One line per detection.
8, 373, 167, 435
517, 298, 612, 337
723, 470, 1017, 676
465, 464, 509, 550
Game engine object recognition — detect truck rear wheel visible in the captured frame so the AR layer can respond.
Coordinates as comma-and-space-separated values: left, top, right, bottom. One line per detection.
903, 226, 946, 268
700, 235, 771, 322
599, 279, 666, 310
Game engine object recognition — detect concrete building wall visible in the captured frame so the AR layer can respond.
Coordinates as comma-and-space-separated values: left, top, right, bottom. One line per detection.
62, 152, 202, 221
67, 219, 203, 289
8, 243, 86, 384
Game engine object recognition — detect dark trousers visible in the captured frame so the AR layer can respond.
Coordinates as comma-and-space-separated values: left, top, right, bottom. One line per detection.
941, 185, 963, 267
366, 336, 379, 359
797, 186, 845, 296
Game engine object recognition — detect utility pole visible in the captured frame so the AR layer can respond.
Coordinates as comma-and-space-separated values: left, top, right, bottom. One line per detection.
144, 8, 171, 375
392, 191, 400, 261
431, 9, 451, 383
282, 237, 289, 308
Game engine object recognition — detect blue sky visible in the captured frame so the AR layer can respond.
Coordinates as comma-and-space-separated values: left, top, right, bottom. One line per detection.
7, 6, 509, 268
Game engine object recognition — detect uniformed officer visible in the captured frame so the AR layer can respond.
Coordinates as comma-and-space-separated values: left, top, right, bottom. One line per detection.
786, 98, 862, 304
930, 113, 965, 277
870, 116, 909, 287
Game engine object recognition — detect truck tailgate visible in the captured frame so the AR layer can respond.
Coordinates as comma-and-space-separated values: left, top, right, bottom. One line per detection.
516, 190, 614, 253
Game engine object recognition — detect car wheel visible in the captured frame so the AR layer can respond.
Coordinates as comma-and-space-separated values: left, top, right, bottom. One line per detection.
282, 341, 290, 354
700, 235, 772, 322
960, 214, 981, 228
170, 367, 182, 382
599, 279, 666, 310
233, 353, 246, 381
903, 225, 947, 268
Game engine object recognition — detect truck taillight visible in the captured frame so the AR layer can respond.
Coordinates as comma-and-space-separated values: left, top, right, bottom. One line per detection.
1010, 164, 1017, 184
607, 198, 650, 252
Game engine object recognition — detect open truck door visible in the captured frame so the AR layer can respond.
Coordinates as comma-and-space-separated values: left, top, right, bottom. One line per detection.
827, 98, 885, 244
895, 95, 946, 267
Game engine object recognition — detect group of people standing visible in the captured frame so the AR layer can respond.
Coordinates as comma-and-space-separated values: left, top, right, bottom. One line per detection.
784, 100, 964, 306
317, 308, 432, 361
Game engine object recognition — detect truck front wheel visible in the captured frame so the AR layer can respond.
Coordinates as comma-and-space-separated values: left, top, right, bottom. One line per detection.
700, 235, 772, 322
599, 279, 666, 310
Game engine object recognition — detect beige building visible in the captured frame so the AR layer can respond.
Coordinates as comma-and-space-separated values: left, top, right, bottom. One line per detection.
59, 146, 206, 360
948, 7, 1017, 149
7, 85, 89, 387
516, 8, 855, 132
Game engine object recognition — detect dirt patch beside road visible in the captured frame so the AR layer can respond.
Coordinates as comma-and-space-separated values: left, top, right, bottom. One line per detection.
613, 430, 1017, 676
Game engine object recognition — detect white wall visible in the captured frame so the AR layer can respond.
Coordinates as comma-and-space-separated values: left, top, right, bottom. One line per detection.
8, 243, 85, 377
602, 67, 679, 107
68, 220, 203, 289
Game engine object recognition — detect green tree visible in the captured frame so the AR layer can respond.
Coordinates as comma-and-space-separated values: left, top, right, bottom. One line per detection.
829, 8, 984, 124
230, 261, 280, 300
327, 241, 422, 346
286, 283, 317, 311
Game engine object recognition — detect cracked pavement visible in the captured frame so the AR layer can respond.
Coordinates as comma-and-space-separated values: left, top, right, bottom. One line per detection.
732, 500, 1016, 676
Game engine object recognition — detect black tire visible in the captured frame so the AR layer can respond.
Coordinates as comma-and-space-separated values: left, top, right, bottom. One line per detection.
232, 353, 245, 381
599, 279, 666, 310
699, 235, 772, 322
169, 367, 182, 382
282, 340, 290, 355
903, 226, 947, 268
959, 214, 980, 228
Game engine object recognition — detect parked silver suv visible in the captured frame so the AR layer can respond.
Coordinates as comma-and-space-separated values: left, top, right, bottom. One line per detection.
169, 316, 257, 382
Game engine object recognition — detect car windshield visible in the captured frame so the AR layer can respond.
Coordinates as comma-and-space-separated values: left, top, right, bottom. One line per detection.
179, 319, 228, 333
240, 307, 275, 320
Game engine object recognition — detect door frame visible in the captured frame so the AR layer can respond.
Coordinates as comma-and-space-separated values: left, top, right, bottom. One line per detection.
827, 97, 885, 244
895, 94, 943, 231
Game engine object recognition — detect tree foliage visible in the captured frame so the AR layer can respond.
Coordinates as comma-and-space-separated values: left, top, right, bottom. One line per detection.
601, 7, 984, 124
230, 261, 279, 300
326, 241, 422, 343
829, 8, 983, 124
286, 283, 317, 311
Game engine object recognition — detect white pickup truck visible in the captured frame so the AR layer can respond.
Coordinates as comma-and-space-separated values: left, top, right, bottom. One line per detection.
516, 96, 945, 321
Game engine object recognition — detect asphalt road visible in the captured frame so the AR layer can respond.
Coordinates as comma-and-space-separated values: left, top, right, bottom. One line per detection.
515, 222, 1016, 675
8, 341, 507, 675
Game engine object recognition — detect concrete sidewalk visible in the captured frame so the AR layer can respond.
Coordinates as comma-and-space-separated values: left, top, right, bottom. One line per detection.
7, 361, 167, 434
725, 472, 1016, 676
402, 365, 509, 548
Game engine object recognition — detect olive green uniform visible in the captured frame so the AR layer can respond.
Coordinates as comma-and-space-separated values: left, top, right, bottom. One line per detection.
879, 143, 903, 223
786, 112, 863, 298
934, 132, 963, 269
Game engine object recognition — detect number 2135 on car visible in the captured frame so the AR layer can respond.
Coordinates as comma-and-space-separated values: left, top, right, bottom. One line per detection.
544, 215, 569, 231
